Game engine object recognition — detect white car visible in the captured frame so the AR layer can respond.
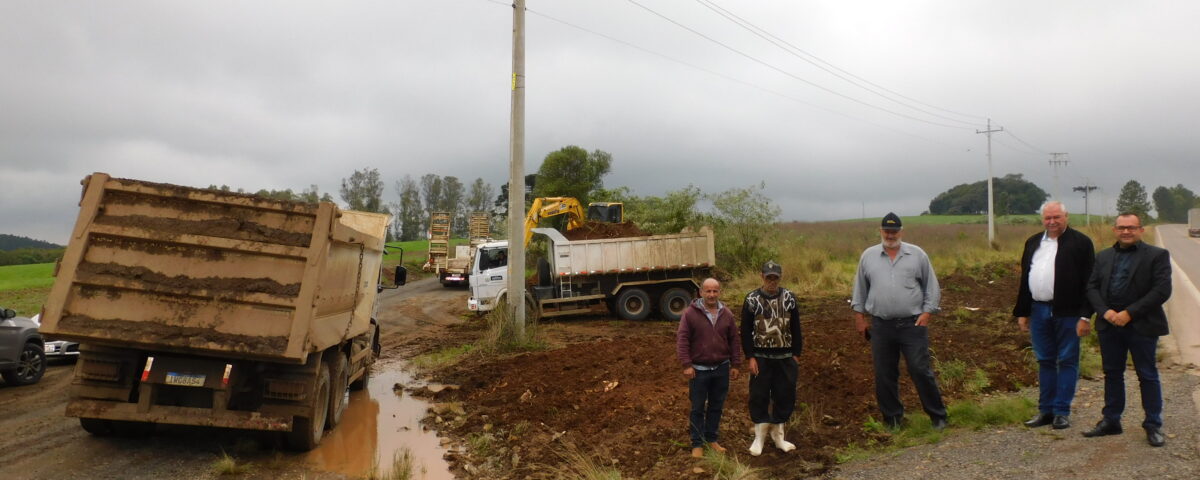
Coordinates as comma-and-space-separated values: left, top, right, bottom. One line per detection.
32, 314, 79, 360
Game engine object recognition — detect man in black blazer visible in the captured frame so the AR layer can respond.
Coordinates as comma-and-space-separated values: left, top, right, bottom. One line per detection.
1014, 201, 1095, 430
1082, 212, 1172, 447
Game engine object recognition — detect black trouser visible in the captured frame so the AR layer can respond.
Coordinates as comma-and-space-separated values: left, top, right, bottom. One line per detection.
870, 316, 946, 422
748, 356, 797, 424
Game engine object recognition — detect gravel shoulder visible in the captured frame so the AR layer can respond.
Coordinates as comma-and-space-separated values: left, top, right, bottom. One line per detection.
827, 364, 1200, 480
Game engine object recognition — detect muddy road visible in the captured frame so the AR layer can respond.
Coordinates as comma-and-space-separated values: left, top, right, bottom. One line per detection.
0, 277, 466, 480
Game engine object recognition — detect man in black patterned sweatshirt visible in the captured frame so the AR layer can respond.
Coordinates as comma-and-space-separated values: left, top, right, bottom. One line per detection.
741, 260, 803, 456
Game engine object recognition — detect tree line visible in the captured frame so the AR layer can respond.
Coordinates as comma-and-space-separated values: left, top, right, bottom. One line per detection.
1117, 180, 1197, 223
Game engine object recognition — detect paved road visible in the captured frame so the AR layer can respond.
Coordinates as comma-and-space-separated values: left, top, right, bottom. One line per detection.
1156, 224, 1200, 366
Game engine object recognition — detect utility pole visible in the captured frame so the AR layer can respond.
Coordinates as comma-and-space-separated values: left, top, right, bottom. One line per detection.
506, 0, 526, 339
1073, 179, 1097, 226
977, 119, 1003, 247
1048, 153, 1069, 200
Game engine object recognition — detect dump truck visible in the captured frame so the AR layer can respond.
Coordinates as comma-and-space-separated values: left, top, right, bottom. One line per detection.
467, 226, 715, 322
438, 212, 491, 287
1190, 208, 1200, 237
37, 173, 406, 451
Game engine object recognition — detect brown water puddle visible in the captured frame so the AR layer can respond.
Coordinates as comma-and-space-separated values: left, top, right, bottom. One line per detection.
306, 368, 454, 479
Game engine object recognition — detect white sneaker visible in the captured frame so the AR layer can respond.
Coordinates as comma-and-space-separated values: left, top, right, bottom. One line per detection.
771, 423, 796, 452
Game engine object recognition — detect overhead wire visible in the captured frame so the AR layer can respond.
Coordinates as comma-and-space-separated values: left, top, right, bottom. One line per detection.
693, 0, 988, 128
623, 0, 976, 130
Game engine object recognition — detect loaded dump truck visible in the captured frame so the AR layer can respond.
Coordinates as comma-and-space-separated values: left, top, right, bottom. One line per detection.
37, 173, 405, 451
467, 226, 715, 322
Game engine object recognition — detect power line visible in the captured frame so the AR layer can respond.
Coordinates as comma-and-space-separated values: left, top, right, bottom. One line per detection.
693, 0, 988, 127
624, 0, 976, 130
1002, 129, 1050, 155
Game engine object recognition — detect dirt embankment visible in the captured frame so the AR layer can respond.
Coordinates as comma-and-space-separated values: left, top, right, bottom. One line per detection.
417, 265, 1035, 479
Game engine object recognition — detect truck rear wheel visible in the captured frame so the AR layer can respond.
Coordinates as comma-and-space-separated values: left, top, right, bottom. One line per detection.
327, 353, 349, 430
615, 288, 651, 321
284, 362, 330, 451
80, 418, 115, 436
659, 288, 692, 322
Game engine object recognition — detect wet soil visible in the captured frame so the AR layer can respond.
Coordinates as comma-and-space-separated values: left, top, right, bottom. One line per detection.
76, 261, 301, 298
562, 220, 649, 241
423, 265, 1036, 479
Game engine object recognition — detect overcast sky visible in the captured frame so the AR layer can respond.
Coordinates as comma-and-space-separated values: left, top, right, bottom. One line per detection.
3, 0, 1198, 244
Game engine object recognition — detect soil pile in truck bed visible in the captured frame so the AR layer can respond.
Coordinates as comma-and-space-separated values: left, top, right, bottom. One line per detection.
561, 220, 649, 241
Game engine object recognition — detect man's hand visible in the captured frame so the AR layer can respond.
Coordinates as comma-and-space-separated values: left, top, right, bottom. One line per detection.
1103, 309, 1117, 322
748, 357, 759, 376
1076, 318, 1091, 337
683, 366, 695, 379
1112, 310, 1132, 327
730, 368, 740, 380
916, 312, 932, 327
854, 312, 869, 335
1017, 316, 1029, 332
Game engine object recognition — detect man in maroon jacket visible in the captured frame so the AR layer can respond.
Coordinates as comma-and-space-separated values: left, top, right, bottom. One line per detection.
677, 278, 742, 458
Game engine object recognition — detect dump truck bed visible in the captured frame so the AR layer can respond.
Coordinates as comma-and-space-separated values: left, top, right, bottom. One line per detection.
534, 227, 716, 276
39, 173, 387, 363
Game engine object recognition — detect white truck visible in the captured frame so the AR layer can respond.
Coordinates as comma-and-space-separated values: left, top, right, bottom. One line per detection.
467, 227, 715, 322
1189, 208, 1200, 237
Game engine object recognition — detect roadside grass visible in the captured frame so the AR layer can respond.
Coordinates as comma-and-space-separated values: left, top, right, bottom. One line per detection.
836, 395, 1036, 463
0, 286, 51, 317
480, 298, 547, 354
410, 344, 476, 370
0, 262, 55, 291
365, 448, 419, 480
833, 214, 1102, 226
211, 450, 252, 475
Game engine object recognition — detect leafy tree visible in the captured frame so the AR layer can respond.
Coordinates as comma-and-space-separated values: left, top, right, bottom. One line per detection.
1152, 186, 1177, 222
419, 174, 444, 235
1116, 180, 1152, 220
394, 175, 423, 241
442, 176, 466, 236
467, 178, 495, 214
530, 145, 612, 205
594, 185, 705, 235
707, 183, 781, 274
928, 174, 1048, 215
299, 184, 334, 203
494, 173, 538, 220
339, 168, 386, 213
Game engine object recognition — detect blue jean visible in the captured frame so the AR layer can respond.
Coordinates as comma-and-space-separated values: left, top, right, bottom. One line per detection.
1098, 326, 1163, 428
1028, 302, 1081, 416
688, 363, 730, 447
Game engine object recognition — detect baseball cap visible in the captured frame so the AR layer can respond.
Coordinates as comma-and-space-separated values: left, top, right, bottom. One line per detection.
881, 212, 902, 231
762, 260, 782, 277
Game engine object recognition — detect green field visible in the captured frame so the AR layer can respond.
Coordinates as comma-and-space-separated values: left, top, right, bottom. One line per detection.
383, 238, 470, 261
0, 263, 55, 291
835, 214, 1105, 226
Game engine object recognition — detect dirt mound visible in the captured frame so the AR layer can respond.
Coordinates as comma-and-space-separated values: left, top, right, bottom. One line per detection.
426, 265, 1034, 479
562, 221, 649, 241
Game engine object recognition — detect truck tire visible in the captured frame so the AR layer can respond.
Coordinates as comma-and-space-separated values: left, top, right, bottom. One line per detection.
327, 353, 349, 430
659, 288, 692, 322
614, 288, 651, 321
1, 342, 45, 386
80, 418, 115, 436
537, 257, 552, 287
284, 362, 330, 451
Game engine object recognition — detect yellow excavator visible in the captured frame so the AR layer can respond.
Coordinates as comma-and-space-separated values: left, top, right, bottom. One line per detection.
523, 197, 624, 246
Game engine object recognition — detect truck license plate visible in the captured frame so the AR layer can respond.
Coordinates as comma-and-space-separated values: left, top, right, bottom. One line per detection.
165, 372, 206, 387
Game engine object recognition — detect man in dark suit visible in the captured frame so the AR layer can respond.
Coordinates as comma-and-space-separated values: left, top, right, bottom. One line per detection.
1082, 212, 1173, 447
1014, 201, 1095, 430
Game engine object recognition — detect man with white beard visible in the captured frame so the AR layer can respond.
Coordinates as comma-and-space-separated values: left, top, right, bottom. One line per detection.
851, 213, 948, 431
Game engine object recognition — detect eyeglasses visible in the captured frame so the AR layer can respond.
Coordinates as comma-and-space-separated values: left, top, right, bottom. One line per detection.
1114, 226, 1142, 232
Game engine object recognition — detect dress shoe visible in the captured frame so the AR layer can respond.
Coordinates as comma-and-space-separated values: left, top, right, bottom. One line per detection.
1145, 426, 1165, 447
1051, 415, 1070, 430
931, 417, 948, 431
1024, 413, 1053, 428
1082, 418, 1123, 438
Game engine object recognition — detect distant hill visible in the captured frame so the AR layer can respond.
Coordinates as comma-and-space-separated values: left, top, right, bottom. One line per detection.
0, 234, 63, 251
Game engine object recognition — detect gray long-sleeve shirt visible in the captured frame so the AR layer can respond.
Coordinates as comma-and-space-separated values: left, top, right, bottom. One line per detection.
851, 241, 941, 318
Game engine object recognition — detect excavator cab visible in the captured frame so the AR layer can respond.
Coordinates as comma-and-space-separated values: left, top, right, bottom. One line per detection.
587, 202, 624, 224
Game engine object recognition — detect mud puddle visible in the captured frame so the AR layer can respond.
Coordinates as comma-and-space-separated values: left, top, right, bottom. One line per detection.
306, 368, 453, 479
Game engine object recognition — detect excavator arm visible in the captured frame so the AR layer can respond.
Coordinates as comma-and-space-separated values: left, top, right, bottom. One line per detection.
524, 197, 586, 246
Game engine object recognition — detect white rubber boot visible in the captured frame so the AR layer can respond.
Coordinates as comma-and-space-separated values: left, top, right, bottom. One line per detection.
771, 423, 796, 452
749, 423, 769, 456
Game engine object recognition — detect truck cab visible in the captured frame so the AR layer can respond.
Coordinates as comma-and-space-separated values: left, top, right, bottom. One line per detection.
467, 241, 510, 313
